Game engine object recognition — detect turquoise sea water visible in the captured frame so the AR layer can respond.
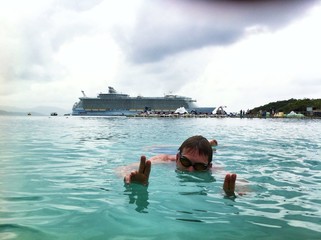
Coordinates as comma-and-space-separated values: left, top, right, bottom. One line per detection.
0, 116, 321, 240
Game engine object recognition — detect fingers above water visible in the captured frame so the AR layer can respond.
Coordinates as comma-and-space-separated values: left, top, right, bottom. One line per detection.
223, 173, 237, 197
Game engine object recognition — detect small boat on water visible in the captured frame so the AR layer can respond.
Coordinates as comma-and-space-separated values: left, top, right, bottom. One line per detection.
50, 112, 58, 116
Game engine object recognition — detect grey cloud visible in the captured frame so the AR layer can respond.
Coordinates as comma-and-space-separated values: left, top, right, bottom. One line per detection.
116, 48, 212, 95
3, 1, 95, 84
117, 0, 320, 63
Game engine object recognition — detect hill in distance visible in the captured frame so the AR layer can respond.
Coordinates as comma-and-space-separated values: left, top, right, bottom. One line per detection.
0, 105, 70, 116
250, 98, 321, 114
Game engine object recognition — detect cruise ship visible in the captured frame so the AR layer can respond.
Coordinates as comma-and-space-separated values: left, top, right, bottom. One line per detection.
72, 87, 215, 116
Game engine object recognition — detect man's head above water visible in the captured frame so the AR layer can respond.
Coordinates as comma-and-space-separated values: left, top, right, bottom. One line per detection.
123, 135, 237, 197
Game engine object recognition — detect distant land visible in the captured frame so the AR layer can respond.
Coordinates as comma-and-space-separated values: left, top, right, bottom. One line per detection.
249, 98, 321, 114
0, 105, 70, 116
0, 110, 43, 116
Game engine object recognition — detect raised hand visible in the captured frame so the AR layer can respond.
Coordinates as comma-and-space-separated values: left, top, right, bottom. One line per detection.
223, 173, 237, 197
209, 139, 218, 146
124, 156, 151, 186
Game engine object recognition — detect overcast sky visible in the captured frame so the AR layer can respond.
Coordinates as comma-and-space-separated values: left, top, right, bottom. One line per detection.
1, 0, 321, 112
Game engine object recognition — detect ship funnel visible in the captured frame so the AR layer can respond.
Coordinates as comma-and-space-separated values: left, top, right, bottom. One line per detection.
108, 86, 117, 94
81, 90, 87, 97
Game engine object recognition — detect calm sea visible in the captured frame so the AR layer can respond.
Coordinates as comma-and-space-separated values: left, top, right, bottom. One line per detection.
0, 116, 320, 240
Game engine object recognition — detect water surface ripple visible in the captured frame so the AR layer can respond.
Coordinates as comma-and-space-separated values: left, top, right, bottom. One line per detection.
0, 116, 320, 239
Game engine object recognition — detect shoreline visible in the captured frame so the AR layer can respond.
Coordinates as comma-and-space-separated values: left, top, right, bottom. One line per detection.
127, 113, 321, 119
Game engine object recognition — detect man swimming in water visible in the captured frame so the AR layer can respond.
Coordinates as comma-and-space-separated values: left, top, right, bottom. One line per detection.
124, 135, 237, 197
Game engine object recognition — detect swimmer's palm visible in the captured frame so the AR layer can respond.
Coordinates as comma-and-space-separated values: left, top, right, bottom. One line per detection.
130, 171, 149, 185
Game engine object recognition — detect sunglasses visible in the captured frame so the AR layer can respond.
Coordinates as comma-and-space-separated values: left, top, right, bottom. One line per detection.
179, 155, 209, 171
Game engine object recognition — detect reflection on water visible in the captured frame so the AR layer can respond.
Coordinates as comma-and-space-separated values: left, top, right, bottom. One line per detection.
175, 170, 216, 197
175, 170, 216, 183
124, 184, 149, 213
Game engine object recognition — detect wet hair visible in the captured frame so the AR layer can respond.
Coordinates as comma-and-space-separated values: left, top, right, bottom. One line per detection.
178, 135, 213, 163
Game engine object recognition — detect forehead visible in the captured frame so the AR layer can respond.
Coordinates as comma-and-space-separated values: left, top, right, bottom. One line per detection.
181, 148, 208, 161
